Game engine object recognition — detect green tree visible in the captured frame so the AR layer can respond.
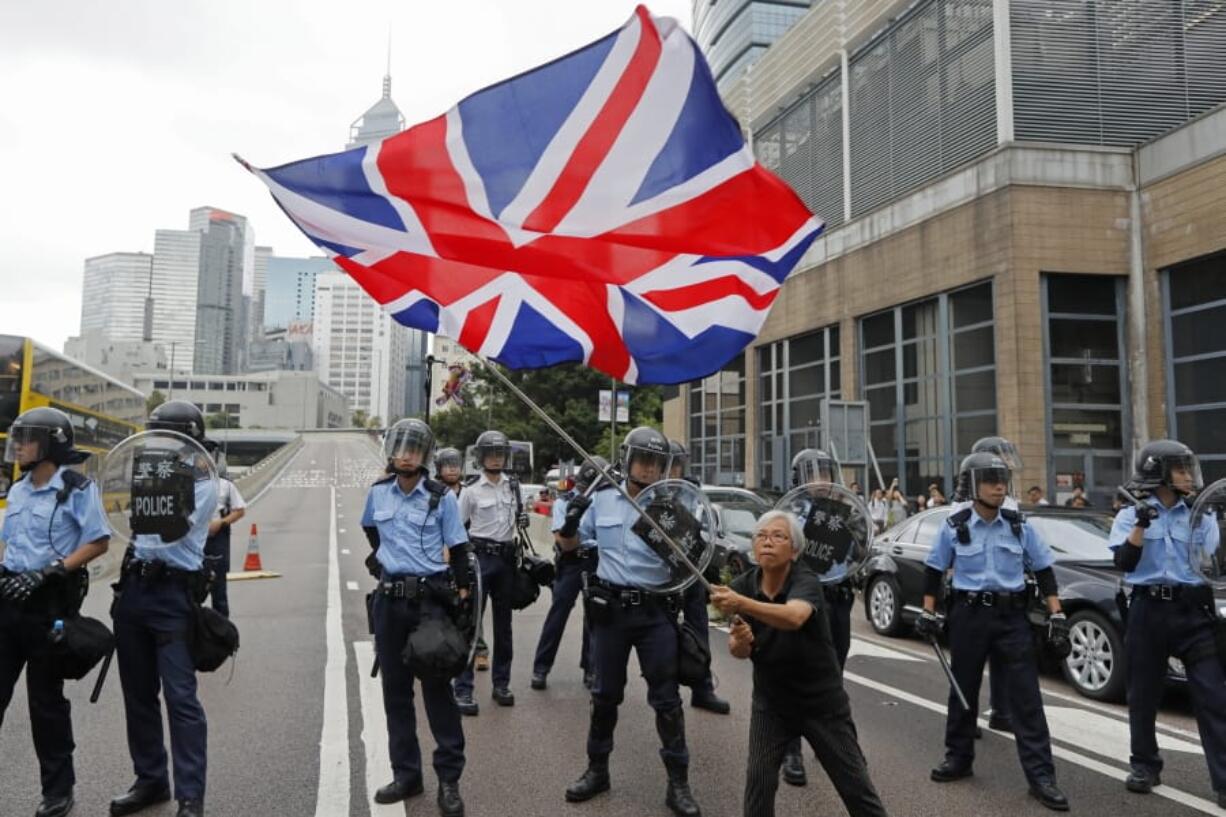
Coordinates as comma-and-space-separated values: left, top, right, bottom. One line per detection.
351, 409, 369, 429
146, 390, 166, 415
205, 411, 239, 429
429, 361, 662, 479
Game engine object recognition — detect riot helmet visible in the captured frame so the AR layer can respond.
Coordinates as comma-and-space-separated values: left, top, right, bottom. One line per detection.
959, 452, 1012, 508
791, 448, 842, 487
3, 407, 88, 469
668, 440, 690, 479
1127, 440, 1202, 497
383, 418, 435, 477
971, 436, 1023, 472
575, 456, 611, 494
474, 429, 511, 472
619, 426, 670, 489
434, 446, 463, 483
147, 400, 207, 443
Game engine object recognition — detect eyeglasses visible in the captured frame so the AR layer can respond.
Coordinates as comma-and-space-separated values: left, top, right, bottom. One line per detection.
752, 531, 791, 544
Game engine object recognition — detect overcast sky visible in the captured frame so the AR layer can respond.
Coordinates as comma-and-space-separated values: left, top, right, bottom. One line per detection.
0, 0, 693, 353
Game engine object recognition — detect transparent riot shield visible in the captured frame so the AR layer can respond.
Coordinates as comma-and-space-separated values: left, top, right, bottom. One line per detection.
629, 478, 716, 594
1189, 478, 1226, 584
774, 483, 874, 579
99, 430, 219, 548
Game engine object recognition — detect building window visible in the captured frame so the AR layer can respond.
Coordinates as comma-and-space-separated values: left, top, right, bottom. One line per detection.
1164, 252, 1226, 484
688, 353, 746, 485
1043, 274, 1129, 507
756, 325, 841, 491
860, 281, 995, 496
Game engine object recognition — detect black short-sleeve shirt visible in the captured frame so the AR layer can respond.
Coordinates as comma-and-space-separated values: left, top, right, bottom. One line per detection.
730, 563, 850, 716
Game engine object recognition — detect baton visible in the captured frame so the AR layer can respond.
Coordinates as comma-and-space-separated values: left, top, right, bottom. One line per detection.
89, 648, 114, 704
1117, 485, 1144, 506
905, 604, 970, 711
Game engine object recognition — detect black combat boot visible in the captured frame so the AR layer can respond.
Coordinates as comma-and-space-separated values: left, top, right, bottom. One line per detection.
565, 756, 611, 802
656, 707, 700, 817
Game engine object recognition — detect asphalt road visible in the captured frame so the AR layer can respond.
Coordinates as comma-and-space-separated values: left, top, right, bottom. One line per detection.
2, 432, 1221, 817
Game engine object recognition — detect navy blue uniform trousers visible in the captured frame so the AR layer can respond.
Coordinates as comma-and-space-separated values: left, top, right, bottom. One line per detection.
681, 581, 716, 696
589, 600, 687, 766
1125, 593, 1226, 793
203, 527, 231, 618
371, 589, 465, 783
454, 550, 513, 696
532, 551, 595, 677
944, 602, 1054, 783
114, 577, 208, 802
0, 598, 76, 798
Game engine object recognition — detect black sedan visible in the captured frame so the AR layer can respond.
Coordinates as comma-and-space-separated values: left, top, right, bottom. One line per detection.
859, 505, 1226, 702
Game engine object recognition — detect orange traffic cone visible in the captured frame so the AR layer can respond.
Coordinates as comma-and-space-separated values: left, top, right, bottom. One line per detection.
243, 523, 264, 571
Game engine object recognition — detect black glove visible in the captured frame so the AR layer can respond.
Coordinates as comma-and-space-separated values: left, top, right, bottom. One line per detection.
559, 494, 592, 538
914, 610, 945, 640
364, 551, 383, 580
0, 561, 66, 603
516, 512, 531, 530
1046, 612, 1072, 659
1133, 503, 1158, 530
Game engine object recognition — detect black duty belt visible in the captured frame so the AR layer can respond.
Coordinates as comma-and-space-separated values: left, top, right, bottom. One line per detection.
558, 546, 597, 561
954, 589, 1029, 609
377, 575, 429, 599
123, 559, 202, 583
1133, 583, 1211, 604
471, 538, 513, 557
822, 580, 855, 603
588, 575, 680, 612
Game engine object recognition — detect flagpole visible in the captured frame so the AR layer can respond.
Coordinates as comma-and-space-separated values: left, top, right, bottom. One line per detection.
480, 358, 713, 593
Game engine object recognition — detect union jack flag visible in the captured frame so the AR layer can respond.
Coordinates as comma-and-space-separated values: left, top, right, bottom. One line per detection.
240, 5, 822, 385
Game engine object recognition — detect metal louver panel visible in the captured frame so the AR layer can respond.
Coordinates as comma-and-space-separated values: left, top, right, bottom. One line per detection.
1012, 0, 1226, 146
755, 72, 844, 229
849, 0, 996, 218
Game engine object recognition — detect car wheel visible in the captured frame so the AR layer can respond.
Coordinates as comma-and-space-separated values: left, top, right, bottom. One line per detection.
1060, 609, 1126, 703
865, 574, 903, 636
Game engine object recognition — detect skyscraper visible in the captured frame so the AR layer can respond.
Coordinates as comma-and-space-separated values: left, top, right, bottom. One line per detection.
347, 73, 406, 148
313, 271, 407, 423
150, 228, 202, 372
79, 252, 153, 342
264, 255, 335, 331
693, 0, 813, 93
193, 211, 245, 374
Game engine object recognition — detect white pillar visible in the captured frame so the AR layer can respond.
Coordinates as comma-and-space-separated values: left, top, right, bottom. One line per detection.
992, 0, 1015, 144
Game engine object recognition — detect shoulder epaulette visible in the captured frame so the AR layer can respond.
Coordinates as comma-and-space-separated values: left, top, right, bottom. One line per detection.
1000, 507, 1025, 538
423, 478, 449, 512
947, 507, 973, 544
372, 474, 396, 486
56, 469, 92, 505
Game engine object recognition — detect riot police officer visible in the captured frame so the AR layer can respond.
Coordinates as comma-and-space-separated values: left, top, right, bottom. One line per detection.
110, 400, 218, 817
0, 407, 111, 817
917, 453, 1070, 811
778, 448, 854, 788
530, 458, 606, 690
362, 419, 472, 816
560, 426, 701, 817
669, 440, 729, 716
952, 435, 1026, 735
1109, 441, 1225, 807
434, 447, 465, 497
453, 429, 520, 714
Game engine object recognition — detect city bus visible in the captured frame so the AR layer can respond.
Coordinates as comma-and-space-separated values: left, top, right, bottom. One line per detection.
0, 334, 146, 507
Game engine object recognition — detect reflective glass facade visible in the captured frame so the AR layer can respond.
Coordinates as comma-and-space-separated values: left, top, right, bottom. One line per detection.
689, 353, 747, 485
693, 0, 813, 92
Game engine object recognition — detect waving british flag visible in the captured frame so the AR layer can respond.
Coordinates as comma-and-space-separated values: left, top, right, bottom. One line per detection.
240, 5, 822, 385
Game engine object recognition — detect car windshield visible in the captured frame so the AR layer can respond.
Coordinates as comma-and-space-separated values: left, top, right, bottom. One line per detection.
718, 505, 763, 537
1026, 514, 1116, 561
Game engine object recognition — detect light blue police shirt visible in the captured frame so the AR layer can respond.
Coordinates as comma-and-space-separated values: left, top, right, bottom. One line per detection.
1108, 498, 1219, 586
1, 467, 111, 572
362, 477, 467, 577
577, 484, 671, 588
925, 507, 1054, 592
133, 477, 219, 571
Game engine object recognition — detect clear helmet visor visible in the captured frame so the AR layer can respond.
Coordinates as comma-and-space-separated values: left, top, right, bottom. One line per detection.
796, 457, 843, 487
477, 443, 511, 469
970, 466, 1012, 501
989, 441, 1024, 472
625, 446, 670, 484
1163, 454, 1203, 495
383, 427, 433, 469
3, 425, 52, 465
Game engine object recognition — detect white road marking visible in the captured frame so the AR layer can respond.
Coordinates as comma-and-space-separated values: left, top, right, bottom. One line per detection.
844, 671, 1219, 814
1043, 705, 1203, 756
314, 485, 350, 817
354, 640, 402, 815
341, 548, 351, 555
339, 528, 347, 533
346, 581, 360, 591
847, 639, 923, 663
